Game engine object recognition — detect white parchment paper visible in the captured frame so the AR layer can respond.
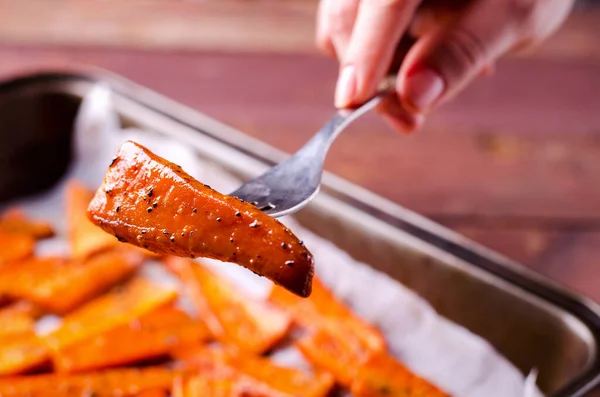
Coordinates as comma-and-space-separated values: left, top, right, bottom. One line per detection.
3, 85, 541, 397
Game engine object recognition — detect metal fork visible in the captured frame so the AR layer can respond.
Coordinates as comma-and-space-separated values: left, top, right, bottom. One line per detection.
230, 77, 396, 218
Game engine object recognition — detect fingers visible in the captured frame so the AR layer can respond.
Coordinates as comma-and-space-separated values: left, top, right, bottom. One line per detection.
398, 0, 574, 113
334, 0, 423, 108
316, 0, 360, 59
376, 94, 425, 134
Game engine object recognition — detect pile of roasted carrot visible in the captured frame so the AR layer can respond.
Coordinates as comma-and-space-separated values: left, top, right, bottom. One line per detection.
0, 181, 448, 396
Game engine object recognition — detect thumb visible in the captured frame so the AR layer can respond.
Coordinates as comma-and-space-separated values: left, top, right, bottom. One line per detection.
398, 0, 529, 113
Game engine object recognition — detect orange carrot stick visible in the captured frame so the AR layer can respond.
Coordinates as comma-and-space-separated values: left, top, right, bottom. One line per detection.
54, 306, 210, 373
167, 257, 291, 354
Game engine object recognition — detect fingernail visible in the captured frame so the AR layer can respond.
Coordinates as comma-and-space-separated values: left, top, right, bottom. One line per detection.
334, 65, 356, 108
403, 68, 445, 112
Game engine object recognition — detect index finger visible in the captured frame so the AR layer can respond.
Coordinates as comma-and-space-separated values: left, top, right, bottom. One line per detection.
335, 0, 422, 108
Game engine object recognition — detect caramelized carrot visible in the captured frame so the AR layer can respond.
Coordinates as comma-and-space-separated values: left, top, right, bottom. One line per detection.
0, 301, 41, 338
0, 250, 143, 314
350, 351, 449, 397
67, 181, 120, 259
178, 345, 334, 397
0, 332, 49, 376
269, 278, 385, 351
136, 389, 169, 397
167, 257, 291, 354
0, 208, 54, 239
44, 277, 177, 351
0, 366, 175, 396
296, 327, 371, 387
87, 141, 314, 297
0, 231, 34, 267
54, 306, 211, 373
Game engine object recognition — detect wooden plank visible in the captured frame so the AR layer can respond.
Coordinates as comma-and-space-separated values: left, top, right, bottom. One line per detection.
0, 1, 597, 61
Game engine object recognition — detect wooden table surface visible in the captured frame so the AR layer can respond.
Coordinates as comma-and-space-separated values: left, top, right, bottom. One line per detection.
0, 1, 599, 394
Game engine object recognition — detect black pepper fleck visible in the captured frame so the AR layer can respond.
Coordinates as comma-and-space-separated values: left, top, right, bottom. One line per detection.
147, 188, 153, 197
153, 202, 158, 208
181, 232, 185, 237
190, 254, 195, 259
216, 217, 221, 222
230, 237, 234, 243
170, 235, 175, 243
110, 156, 118, 167
193, 208, 198, 213
116, 236, 127, 243
235, 211, 241, 217
285, 260, 294, 267
141, 230, 146, 234
299, 240, 304, 246
147, 207, 153, 213
232, 252, 236, 256
115, 206, 120, 213
249, 220, 259, 228
257, 254, 261, 259
281, 243, 288, 249
163, 231, 169, 236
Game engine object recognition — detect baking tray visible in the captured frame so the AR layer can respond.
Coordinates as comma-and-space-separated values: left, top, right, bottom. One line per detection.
0, 70, 599, 396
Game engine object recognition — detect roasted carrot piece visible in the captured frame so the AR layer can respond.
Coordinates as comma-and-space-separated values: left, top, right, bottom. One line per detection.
296, 327, 370, 387
0, 208, 54, 239
44, 277, 177, 351
167, 257, 291, 354
178, 346, 334, 397
174, 374, 239, 397
136, 389, 169, 397
88, 141, 314, 297
0, 249, 143, 314
67, 180, 121, 259
224, 348, 335, 397
0, 366, 175, 396
54, 306, 211, 373
350, 351, 450, 397
0, 301, 41, 338
0, 231, 34, 267
0, 332, 49, 375
269, 278, 385, 351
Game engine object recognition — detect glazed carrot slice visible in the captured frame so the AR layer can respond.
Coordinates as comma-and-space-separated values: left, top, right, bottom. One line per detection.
0, 301, 41, 338
44, 277, 178, 351
0, 208, 54, 239
167, 257, 291, 354
178, 345, 334, 397
0, 366, 175, 396
66, 180, 120, 259
269, 278, 385, 351
350, 351, 449, 397
0, 332, 49, 376
87, 141, 314, 297
54, 306, 211, 373
136, 389, 169, 397
0, 249, 143, 314
0, 231, 34, 267
174, 375, 239, 397
296, 327, 371, 387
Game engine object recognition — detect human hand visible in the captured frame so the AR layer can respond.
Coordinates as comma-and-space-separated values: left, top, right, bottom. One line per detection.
317, 0, 574, 133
